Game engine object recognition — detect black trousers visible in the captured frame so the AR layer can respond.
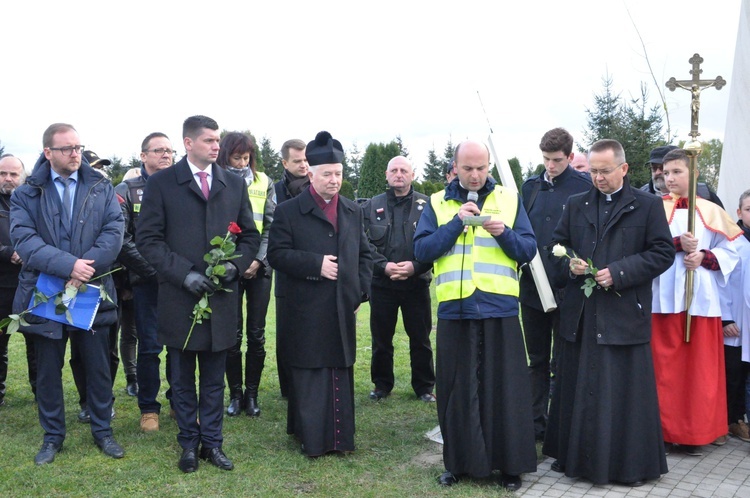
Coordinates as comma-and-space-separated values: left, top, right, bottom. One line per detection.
725, 345, 748, 423
520, 303, 561, 439
369, 285, 435, 396
169, 347, 227, 450
226, 274, 271, 398
0, 287, 37, 400
119, 297, 137, 384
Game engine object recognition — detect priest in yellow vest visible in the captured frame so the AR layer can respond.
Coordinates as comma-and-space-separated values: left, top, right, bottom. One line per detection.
414, 140, 537, 492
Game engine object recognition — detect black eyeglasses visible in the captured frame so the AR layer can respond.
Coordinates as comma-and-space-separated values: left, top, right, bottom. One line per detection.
144, 148, 174, 156
48, 145, 85, 156
650, 163, 664, 172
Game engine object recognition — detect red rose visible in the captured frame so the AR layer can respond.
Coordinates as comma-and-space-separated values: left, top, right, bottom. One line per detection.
228, 222, 242, 235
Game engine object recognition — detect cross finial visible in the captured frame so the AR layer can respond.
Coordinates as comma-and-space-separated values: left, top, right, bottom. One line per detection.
665, 53, 726, 141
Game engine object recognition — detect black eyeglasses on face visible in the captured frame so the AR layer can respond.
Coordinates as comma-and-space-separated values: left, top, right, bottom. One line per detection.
144, 148, 174, 156
48, 145, 85, 156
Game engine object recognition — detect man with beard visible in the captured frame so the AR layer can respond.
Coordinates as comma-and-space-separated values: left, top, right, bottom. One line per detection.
11, 123, 125, 464
640, 145, 723, 207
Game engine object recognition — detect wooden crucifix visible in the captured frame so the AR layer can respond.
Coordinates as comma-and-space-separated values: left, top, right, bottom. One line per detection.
666, 53, 726, 140
665, 53, 726, 342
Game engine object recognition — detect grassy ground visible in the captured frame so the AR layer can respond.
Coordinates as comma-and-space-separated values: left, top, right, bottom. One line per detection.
0, 287, 524, 497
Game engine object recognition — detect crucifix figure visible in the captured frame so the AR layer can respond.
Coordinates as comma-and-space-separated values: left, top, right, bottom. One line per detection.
665, 53, 726, 342
666, 53, 726, 140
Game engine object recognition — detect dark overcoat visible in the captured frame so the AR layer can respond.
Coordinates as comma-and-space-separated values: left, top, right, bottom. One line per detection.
550, 179, 675, 345
136, 157, 259, 352
267, 188, 372, 369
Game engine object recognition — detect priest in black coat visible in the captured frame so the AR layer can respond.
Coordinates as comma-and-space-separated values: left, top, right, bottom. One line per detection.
268, 131, 372, 456
137, 116, 259, 473
543, 139, 674, 486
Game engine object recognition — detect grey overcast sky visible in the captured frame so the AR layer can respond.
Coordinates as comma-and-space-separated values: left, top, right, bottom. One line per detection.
0, 0, 741, 177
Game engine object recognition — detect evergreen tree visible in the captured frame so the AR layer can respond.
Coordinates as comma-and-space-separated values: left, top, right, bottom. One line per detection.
357, 141, 401, 198
678, 137, 723, 191
258, 136, 282, 181
395, 135, 409, 157
583, 75, 624, 146
347, 142, 363, 192
339, 179, 355, 200
582, 76, 666, 187
438, 138, 455, 174
422, 147, 444, 183
105, 155, 130, 186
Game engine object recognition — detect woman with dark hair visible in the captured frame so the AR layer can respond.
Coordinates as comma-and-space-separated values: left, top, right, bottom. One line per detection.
218, 132, 276, 417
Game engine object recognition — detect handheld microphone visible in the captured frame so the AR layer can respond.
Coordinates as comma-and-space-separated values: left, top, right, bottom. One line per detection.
464, 191, 479, 232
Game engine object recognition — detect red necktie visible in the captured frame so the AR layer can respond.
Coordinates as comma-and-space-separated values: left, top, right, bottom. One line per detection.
197, 171, 209, 199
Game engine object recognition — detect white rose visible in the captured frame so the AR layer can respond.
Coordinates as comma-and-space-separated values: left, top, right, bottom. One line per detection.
552, 244, 568, 258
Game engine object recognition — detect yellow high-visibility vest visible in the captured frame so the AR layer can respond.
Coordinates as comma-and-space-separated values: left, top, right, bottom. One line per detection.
247, 171, 269, 232
430, 187, 519, 303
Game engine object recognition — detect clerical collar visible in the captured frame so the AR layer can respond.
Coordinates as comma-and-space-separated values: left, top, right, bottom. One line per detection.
602, 186, 623, 203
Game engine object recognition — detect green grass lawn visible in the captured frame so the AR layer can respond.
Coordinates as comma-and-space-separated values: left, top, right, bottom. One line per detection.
0, 285, 523, 497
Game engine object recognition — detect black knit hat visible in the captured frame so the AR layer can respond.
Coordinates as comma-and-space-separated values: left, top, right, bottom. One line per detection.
306, 131, 344, 166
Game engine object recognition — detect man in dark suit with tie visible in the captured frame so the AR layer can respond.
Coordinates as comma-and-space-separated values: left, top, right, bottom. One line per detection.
11, 123, 125, 465
137, 115, 259, 473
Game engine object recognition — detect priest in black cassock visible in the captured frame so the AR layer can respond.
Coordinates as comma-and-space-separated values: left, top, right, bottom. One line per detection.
267, 131, 372, 456
543, 139, 674, 486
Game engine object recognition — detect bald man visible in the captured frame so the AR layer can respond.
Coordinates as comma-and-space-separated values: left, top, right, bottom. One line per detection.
0, 155, 36, 407
414, 140, 538, 491
363, 156, 435, 402
570, 152, 590, 173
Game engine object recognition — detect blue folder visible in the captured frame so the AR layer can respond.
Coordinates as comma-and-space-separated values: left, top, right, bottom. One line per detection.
29, 273, 102, 331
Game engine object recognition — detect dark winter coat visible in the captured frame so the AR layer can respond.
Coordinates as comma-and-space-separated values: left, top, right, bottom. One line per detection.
136, 157, 259, 352
268, 187, 373, 368
550, 178, 675, 345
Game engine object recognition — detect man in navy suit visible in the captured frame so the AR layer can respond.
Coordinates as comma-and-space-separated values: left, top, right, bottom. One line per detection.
137, 115, 259, 473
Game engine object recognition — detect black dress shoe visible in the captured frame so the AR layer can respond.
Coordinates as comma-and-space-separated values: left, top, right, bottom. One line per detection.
178, 447, 199, 473
438, 471, 459, 486
126, 382, 138, 397
550, 460, 565, 473
200, 446, 234, 470
34, 441, 63, 465
369, 389, 390, 401
96, 436, 125, 459
614, 479, 645, 487
226, 397, 242, 417
78, 406, 91, 423
418, 393, 437, 403
500, 473, 522, 491
245, 395, 261, 417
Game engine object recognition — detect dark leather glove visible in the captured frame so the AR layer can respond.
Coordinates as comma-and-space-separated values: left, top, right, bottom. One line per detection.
218, 262, 238, 284
182, 271, 217, 297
